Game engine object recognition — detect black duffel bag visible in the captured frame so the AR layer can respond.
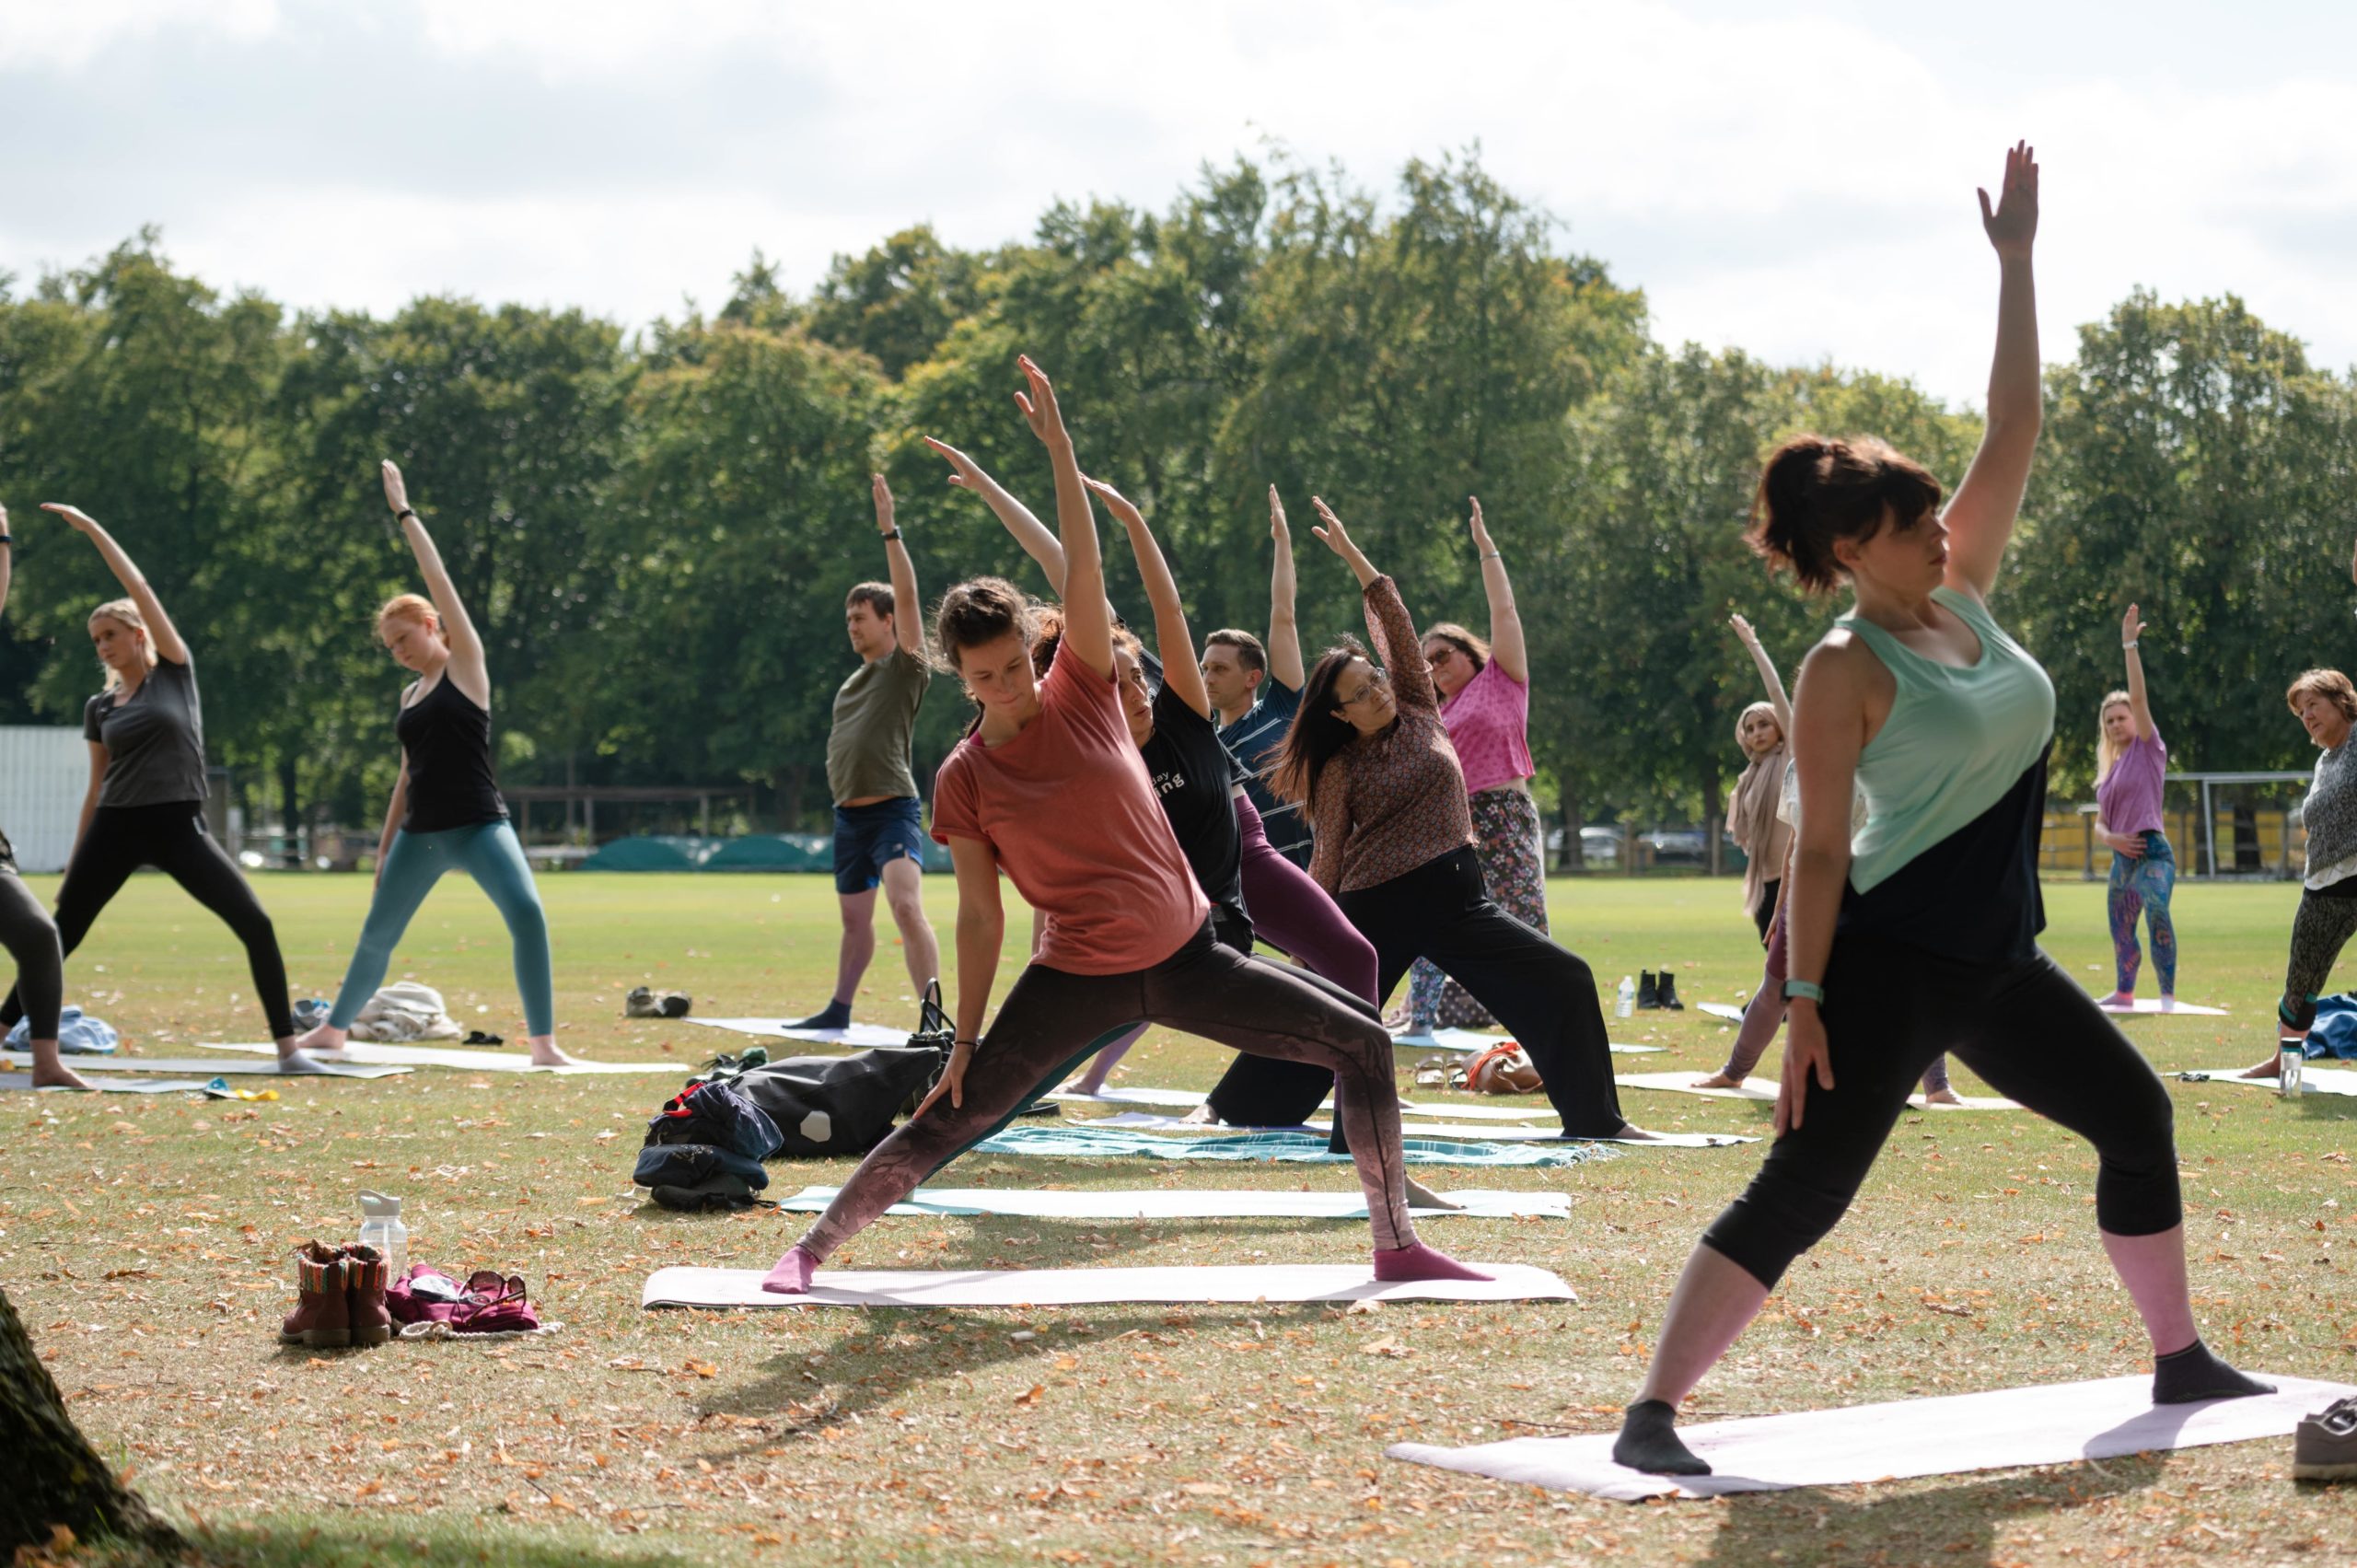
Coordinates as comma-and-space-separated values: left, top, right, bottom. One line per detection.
732, 981, 955, 1157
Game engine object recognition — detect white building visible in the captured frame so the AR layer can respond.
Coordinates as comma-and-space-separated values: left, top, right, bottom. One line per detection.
0, 726, 89, 872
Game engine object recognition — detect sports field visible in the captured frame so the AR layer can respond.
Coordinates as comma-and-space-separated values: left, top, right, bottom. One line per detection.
10, 871, 2354, 1566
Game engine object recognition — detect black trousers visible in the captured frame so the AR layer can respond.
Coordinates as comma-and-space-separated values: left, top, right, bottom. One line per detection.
0, 833, 63, 1040
1, 802, 295, 1040
1208, 846, 1628, 1138
1700, 929, 2181, 1289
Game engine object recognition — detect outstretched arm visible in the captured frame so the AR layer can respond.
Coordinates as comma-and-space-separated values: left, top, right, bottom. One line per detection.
1943, 141, 2042, 600
2120, 601, 2155, 740
924, 436, 1070, 597
874, 474, 923, 656
1016, 356, 1113, 680
1467, 497, 1527, 683
1266, 487, 1306, 689
1773, 637, 1874, 1139
1087, 477, 1209, 720
1313, 497, 1436, 714
381, 461, 490, 704
41, 505, 191, 664
1730, 613, 1793, 736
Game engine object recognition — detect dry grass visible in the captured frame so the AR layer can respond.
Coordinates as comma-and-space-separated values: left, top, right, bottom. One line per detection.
7, 871, 2353, 1566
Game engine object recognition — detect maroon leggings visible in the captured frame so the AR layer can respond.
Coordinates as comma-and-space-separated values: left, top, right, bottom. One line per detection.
793, 919, 1422, 1260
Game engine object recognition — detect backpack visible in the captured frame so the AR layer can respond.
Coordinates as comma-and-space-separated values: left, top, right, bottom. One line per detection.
644, 1079, 784, 1162
632, 1144, 771, 1210
731, 981, 955, 1157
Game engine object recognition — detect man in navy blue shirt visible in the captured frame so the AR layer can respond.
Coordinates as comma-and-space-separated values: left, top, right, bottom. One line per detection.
1202, 486, 1311, 869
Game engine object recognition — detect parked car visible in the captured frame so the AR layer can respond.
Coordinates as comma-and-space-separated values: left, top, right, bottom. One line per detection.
1641, 828, 1708, 864
1577, 825, 1621, 866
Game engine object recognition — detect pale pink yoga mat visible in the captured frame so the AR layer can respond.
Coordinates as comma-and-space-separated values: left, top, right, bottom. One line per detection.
643, 1262, 1574, 1309
1613, 1070, 2018, 1111
189, 1040, 685, 1074
1390, 1373, 2352, 1501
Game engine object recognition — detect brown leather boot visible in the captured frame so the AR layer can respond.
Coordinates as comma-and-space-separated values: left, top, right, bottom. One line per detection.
343, 1244, 392, 1347
278, 1241, 351, 1347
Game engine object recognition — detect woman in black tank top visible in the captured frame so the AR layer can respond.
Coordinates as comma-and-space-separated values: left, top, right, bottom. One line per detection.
289, 461, 576, 1067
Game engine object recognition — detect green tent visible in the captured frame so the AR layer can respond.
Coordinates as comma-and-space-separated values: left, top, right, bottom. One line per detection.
704, 833, 833, 872
577, 835, 719, 872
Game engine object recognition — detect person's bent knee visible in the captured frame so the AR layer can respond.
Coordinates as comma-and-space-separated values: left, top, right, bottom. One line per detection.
1694, 1229, 1786, 1294
1701, 1173, 1854, 1289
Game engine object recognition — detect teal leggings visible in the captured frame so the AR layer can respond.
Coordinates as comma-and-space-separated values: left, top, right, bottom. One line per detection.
327, 820, 553, 1036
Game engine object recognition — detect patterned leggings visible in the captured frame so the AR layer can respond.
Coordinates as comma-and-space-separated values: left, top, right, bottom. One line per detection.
1407, 786, 1546, 1028
2107, 833, 2177, 996
2280, 877, 2357, 1033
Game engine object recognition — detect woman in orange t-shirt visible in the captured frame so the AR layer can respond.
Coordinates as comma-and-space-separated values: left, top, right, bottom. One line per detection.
763, 358, 1486, 1294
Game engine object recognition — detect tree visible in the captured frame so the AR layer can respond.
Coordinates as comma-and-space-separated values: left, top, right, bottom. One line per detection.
0, 1286, 180, 1555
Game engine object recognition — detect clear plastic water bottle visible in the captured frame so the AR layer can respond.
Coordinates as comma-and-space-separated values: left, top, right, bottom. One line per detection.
356, 1189, 408, 1279
2279, 1044, 2305, 1099
1616, 975, 1636, 1019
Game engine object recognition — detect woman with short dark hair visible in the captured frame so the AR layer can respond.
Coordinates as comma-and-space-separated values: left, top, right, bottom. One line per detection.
2242, 667, 2357, 1077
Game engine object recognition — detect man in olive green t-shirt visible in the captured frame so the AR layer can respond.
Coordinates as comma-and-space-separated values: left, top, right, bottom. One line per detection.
790, 475, 941, 1031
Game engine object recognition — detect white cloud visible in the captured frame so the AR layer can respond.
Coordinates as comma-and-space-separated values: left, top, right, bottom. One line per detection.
0, 0, 278, 68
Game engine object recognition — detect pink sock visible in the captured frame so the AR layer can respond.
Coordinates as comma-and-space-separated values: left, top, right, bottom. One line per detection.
1372, 1241, 1493, 1283
760, 1244, 820, 1295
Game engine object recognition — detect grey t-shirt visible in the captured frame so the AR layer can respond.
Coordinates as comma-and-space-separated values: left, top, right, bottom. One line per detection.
83, 656, 208, 808
825, 645, 931, 805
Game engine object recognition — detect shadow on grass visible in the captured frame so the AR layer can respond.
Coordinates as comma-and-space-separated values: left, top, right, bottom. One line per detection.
77, 1514, 696, 1568
1692, 1450, 2170, 1567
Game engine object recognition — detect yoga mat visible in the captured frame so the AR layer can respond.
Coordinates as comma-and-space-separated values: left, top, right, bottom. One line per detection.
2179, 1064, 2357, 1098
777, 1185, 1573, 1219
1394, 1028, 1662, 1056
1698, 1001, 1747, 1023
1082, 1114, 1750, 1150
0, 1072, 210, 1094
1049, 1087, 1551, 1122
972, 1123, 1612, 1168
643, 1261, 1575, 1310
1, 1051, 410, 1079
2096, 998, 2228, 1016
680, 1017, 915, 1047
1388, 1372, 2352, 1502
187, 1041, 686, 1074
1613, 1071, 2019, 1111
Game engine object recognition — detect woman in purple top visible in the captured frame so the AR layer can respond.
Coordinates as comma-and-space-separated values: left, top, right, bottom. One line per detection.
2094, 602, 2177, 1009
1402, 498, 1545, 1032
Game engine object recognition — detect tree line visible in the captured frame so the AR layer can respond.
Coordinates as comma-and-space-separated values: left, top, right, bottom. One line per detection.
2, 150, 2351, 847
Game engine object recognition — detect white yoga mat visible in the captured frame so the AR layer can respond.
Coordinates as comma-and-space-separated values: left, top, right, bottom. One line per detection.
1392, 1027, 1660, 1056
1088, 1111, 1753, 1148
2, 1051, 410, 1079
2180, 1064, 2357, 1098
1698, 1001, 1747, 1022
2096, 998, 2229, 1016
1614, 1070, 2019, 1111
776, 1185, 1573, 1219
188, 1041, 685, 1074
0, 1072, 209, 1094
643, 1261, 1575, 1310
680, 1017, 915, 1047
1389, 1372, 2351, 1502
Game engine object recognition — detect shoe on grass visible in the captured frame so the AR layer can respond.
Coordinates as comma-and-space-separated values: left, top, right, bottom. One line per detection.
2294, 1396, 2357, 1482
277, 1241, 350, 1348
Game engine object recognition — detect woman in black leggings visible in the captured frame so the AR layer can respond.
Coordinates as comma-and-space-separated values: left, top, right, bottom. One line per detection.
0, 502, 80, 1089
1613, 145, 2267, 1478
0, 505, 299, 1061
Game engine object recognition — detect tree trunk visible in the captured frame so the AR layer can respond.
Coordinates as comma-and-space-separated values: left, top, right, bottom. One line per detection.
0, 1287, 180, 1555
1558, 784, 1584, 876
277, 755, 302, 870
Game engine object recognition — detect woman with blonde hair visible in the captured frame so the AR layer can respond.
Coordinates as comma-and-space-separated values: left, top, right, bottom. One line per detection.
1727, 613, 1793, 943
2093, 602, 2176, 1010
288, 461, 571, 1066
2242, 667, 2357, 1077
0, 505, 300, 1060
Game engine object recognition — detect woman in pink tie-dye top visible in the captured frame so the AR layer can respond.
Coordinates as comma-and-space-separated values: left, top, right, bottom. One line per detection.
1401, 498, 1547, 1033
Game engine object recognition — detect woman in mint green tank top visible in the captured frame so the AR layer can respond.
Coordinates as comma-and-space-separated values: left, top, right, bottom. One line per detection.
1616, 145, 2270, 1480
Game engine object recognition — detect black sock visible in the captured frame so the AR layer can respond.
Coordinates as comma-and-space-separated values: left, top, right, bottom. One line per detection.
1611, 1398, 1711, 1476
2152, 1339, 2275, 1405
790, 998, 853, 1030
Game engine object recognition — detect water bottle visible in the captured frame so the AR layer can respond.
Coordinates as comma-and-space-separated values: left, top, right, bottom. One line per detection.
2279, 1045, 2305, 1099
356, 1190, 409, 1280
1616, 975, 1636, 1020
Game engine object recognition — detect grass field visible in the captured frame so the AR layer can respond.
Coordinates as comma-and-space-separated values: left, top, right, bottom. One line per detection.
9, 870, 2355, 1567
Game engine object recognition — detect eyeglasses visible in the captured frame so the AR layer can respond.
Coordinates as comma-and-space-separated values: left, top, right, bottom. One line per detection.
1339, 669, 1391, 707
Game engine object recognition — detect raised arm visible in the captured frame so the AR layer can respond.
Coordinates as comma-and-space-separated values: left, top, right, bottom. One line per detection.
1312, 498, 1437, 714
1016, 357, 1112, 680
1942, 141, 2042, 600
381, 461, 489, 705
41, 505, 190, 664
2120, 601, 2155, 740
873, 473, 923, 656
1086, 476, 1210, 720
1467, 497, 1527, 683
1266, 487, 1306, 689
925, 436, 1071, 596
1730, 613, 1793, 736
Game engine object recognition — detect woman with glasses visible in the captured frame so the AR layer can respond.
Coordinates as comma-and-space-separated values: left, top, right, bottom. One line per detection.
1226, 498, 1645, 1142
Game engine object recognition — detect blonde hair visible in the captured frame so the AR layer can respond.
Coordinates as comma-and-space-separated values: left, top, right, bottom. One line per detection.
2095, 690, 2133, 786
87, 598, 157, 692
1734, 700, 1782, 756
377, 593, 447, 645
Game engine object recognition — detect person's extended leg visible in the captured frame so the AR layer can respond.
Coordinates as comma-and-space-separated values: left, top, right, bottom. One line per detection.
1063, 1022, 1148, 1096
454, 821, 568, 1064
1709, 896, 1789, 1085
2099, 849, 2143, 1006
2140, 843, 2178, 1001
878, 854, 939, 996
1954, 952, 2269, 1404
0, 858, 80, 1090
796, 805, 885, 1030
0, 811, 143, 1029
2252, 888, 2357, 1075
154, 808, 297, 1047
295, 829, 447, 1054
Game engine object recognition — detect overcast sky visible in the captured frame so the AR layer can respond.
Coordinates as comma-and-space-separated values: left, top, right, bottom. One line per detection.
5, 0, 2352, 406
